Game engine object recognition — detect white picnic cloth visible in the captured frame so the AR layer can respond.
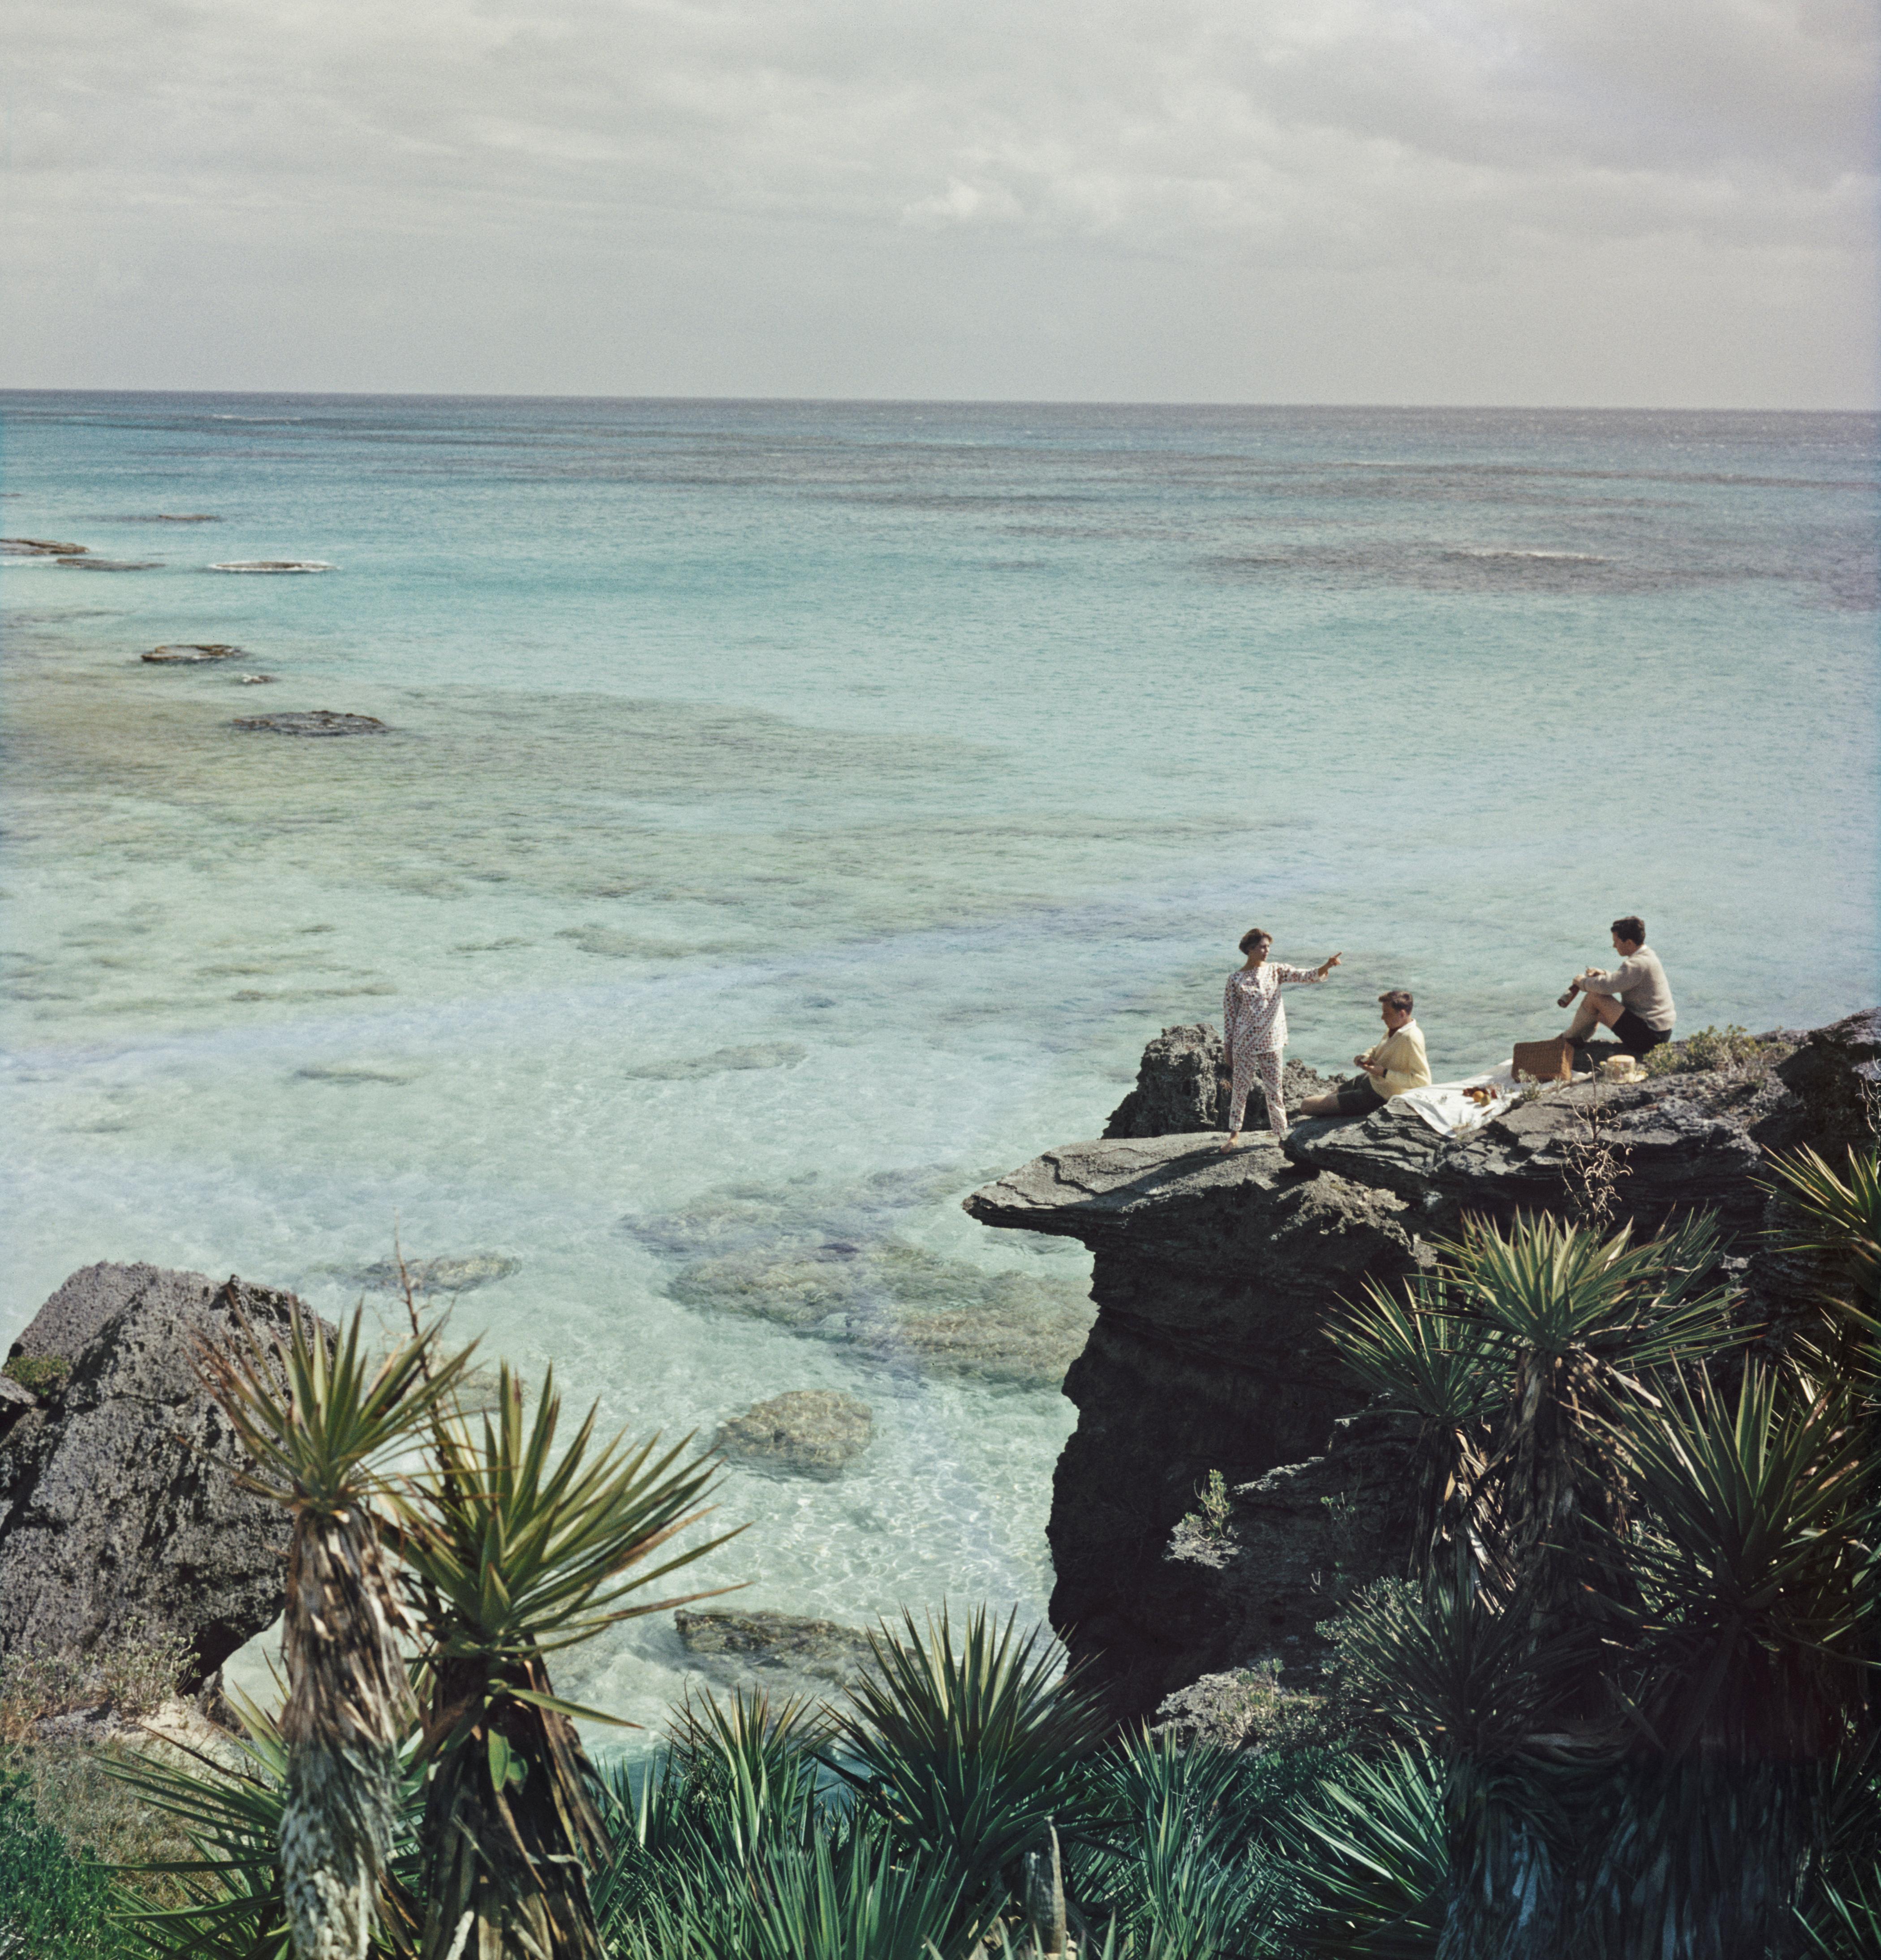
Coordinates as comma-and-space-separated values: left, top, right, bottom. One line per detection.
1392, 1061, 1518, 1136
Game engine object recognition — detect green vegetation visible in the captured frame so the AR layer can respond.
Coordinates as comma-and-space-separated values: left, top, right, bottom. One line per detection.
4, 1145, 1873, 1959
1, 1353, 71, 1396
1643, 1022, 1791, 1075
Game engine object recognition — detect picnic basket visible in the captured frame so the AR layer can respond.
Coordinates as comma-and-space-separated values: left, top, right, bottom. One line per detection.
1511, 1035, 1574, 1083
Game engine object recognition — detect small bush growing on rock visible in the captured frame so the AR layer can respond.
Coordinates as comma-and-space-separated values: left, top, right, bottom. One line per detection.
1643, 1024, 1789, 1077
1, 1353, 70, 1396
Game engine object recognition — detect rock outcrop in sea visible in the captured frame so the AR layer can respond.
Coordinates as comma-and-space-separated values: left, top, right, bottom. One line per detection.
0, 1263, 311, 1688
966, 1008, 1880, 1724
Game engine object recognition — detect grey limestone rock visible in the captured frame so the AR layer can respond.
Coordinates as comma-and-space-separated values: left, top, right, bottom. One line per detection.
2, 538, 86, 556
712, 1390, 874, 1479
672, 1608, 878, 1691
966, 1138, 1413, 1719
232, 711, 386, 737
353, 1251, 521, 1295
1283, 1066, 1794, 1236
1102, 1023, 1330, 1139
143, 643, 245, 664
0, 1263, 302, 1686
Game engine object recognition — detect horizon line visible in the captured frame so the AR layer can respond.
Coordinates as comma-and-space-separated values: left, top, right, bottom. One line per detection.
0, 386, 1874, 417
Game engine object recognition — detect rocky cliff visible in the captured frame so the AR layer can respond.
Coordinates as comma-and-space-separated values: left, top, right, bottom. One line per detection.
966, 1008, 1879, 1724
0, 1263, 305, 1687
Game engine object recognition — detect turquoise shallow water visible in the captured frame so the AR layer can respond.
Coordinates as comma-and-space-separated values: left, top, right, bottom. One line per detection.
2, 395, 1877, 1725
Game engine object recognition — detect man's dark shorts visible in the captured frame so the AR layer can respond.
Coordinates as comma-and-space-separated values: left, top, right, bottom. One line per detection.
1335, 1075, 1389, 1116
1612, 1009, 1672, 1058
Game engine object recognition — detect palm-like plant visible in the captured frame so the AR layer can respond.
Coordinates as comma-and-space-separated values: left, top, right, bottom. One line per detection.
829, 1606, 1108, 1952
1285, 1748, 1447, 1960
396, 1364, 734, 1960
107, 1688, 425, 1960
197, 1305, 474, 1960
1093, 1728, 1287, 1960
1327, 1276, 1500, 1557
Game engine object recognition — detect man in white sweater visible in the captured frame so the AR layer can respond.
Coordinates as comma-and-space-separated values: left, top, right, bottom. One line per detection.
1561, 916, 1677, 1059
1300, 990, 1431, 1120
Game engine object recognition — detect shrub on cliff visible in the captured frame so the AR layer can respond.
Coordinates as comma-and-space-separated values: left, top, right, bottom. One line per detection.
1294, 1152, 1881, 1956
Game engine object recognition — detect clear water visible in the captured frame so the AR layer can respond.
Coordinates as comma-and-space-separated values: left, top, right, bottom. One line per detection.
3, 395, 1876, 1730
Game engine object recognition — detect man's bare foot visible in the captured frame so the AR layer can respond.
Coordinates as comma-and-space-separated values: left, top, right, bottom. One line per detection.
1220, 1131, 1240, 1151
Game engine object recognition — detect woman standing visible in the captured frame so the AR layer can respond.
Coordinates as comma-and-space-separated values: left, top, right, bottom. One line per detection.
1221, 929, 1343, 1148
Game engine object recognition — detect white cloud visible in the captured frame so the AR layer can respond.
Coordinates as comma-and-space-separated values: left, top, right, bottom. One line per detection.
1, 0, 1873, 402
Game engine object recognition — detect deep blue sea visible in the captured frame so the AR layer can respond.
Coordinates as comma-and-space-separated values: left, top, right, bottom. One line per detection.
2, 394, 1876, 1724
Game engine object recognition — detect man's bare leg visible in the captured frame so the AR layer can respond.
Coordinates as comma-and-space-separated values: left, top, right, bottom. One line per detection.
1565, 992, 1623, 1043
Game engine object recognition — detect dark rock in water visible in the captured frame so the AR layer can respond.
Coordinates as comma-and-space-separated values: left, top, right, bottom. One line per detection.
0, 1262, 311, 1687
209, 560, 332, 573
232, 711, 387, 737
143, 643, 245, 664
626, 1042, 808, 1081
673, 1608, 878, 1690
56, 557, 162, 571
670, 1239, 1091, 1389
147, 514, 221, 523
712, 1390, 874, 1479
1103, 1023, 1330, 1138
968, 1006, 1873, 1723
354, 1252, 520, 1294
1, 538, 86, 556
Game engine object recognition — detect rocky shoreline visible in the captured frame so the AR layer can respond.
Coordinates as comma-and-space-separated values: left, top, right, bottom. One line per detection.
966, 1007, 1880, 1724
4, 1011, 1874, 1740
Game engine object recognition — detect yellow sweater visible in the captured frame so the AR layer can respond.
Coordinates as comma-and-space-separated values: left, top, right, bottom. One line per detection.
1362, 1021, 1432, 1098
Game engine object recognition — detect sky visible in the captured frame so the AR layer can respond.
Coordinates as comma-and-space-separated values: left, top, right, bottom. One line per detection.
3, 0, 1876, 406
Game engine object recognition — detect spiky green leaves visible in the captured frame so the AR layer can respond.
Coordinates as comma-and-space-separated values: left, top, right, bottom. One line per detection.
830, 1606, 1107, 1947
397, 1363, 736, 1674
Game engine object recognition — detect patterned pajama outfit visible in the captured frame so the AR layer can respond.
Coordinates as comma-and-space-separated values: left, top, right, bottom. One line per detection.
1222, 962, 1325, 1137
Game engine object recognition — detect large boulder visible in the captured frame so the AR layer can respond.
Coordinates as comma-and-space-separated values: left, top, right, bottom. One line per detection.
0, 1263, 302, 1687
1102, 1023, 1330, 1139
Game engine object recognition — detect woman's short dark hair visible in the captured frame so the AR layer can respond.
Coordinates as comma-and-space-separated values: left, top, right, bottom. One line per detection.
1238, 927, 1274, 955
1611, 916, 1646, 946
1379, 990, 1415, 1014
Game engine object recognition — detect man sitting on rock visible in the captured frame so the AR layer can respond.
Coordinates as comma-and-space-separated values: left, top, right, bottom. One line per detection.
1300, 990, 1431, 1120
1560, 915, 1676, 1059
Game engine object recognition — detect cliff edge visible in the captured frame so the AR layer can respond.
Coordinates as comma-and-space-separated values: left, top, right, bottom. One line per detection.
966, 1008, 1879, 1723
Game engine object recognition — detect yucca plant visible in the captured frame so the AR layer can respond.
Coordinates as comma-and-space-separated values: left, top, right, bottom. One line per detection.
106, 1688, 425, 1960
1285, 1747, 1447, 1960
1327, 1275, 1500, 1558
829, 1606, 1108, 1953
1440, 1213, 1738, 1650
617, 1826, 965, 1960
1091, 1727, 1289, 1959
1760, 1144, 1881, 1378
196, 1305, 474, 1960
397, 1364, 734, 1960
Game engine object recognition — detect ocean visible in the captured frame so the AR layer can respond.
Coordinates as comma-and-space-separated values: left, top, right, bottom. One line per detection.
2, 394, 1876, 1728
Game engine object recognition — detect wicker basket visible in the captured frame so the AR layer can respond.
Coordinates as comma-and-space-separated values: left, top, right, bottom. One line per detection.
1511, 1036, 1574, 1083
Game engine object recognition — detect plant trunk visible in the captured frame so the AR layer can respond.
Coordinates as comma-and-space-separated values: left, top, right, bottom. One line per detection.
418, 1655, 611, 1960
281, 1509, 411, 1960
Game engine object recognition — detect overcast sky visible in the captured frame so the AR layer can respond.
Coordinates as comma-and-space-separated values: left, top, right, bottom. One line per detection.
4, 0, 1875, 405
